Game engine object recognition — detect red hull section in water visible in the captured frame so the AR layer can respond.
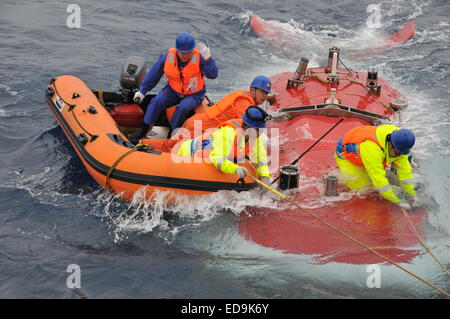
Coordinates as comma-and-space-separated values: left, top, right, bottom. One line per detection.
249, 13, 415, 56
238, 56, 425, 264
239, 194, 424, 264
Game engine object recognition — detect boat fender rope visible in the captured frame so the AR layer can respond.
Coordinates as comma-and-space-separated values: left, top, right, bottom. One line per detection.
70, 110, 98, 142
50, 79, 98, 142
49, 79, 76, 109
105, 143, 152, 192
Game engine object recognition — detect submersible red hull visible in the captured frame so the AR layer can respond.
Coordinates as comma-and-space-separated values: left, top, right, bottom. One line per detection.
239, 15, 425, 265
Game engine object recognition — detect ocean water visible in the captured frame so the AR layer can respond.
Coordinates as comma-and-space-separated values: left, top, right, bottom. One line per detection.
0, 0, 449, 299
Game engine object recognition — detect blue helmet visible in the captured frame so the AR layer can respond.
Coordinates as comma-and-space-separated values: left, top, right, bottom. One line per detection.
391, 128, 415, 155
250, 75, 272, 93
242, 106, 269, 129
175, 32, 195, 53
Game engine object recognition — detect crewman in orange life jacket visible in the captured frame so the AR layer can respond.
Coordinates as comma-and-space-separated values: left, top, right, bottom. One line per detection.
130, 32, 219, 144
181, 75, 272, 137
177, 106, 271, 185
336, 124, 419, 210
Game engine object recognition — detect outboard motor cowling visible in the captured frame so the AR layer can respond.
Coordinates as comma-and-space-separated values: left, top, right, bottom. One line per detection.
119, 56, 147, 103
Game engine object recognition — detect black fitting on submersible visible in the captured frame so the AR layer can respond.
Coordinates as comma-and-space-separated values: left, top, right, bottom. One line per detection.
366, 68, 381, 96
278, 165, 300, 190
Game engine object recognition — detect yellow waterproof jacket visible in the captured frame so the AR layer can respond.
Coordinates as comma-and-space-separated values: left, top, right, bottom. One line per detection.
359, 125, 416, 203
178, 125, 270, 178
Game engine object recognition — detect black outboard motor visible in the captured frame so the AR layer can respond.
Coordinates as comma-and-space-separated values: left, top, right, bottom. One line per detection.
119, 56, 147, 103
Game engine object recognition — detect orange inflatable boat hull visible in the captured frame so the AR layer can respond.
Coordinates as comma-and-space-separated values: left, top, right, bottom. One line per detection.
45, 75, 257, 201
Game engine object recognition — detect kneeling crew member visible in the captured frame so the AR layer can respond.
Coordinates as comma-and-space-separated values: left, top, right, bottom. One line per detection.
178, 106, 271, 184
336, 124, 418, 210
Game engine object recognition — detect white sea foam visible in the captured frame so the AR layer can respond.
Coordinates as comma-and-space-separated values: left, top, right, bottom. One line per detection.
0, 84, 18, 96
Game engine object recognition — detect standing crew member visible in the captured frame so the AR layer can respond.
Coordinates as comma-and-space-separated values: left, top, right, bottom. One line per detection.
181, 75, 272, 137
335, 124, 418, 209
177, 106, 271, 185
130, 32, 219, 144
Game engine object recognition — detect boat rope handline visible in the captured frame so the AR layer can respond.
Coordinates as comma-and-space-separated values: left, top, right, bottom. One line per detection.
51, 79, 98, 142
105, 143, 153, 192
49, 78, 76, 109
70, 111, 99, 142
401, 208, 450, 276
247, 173, 450, 297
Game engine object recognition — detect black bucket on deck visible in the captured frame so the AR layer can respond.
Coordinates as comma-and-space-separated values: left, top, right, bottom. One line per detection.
278, 165, 300, 190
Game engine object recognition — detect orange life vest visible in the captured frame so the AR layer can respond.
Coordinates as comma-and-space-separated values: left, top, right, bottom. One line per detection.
163, 48, 204, 95
204, 90, 255, 123
338, 125, 384, 166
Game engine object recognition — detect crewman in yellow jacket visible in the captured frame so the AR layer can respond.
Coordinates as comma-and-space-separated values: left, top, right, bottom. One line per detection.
335, 124, 418, 209
178, 106, 270, 184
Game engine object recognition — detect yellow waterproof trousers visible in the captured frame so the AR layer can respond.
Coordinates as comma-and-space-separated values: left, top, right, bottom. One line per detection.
335, 154, 371, 190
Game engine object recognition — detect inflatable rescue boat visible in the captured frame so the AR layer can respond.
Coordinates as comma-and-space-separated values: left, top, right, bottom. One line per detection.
45, 56, 258, 201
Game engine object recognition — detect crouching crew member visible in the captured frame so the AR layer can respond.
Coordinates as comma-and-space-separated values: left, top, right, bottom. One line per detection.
336, 124, 419, 210
178, 106, 271, 184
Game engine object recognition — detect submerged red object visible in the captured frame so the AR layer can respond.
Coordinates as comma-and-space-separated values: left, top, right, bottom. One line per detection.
249, 13, 415, 57
238, 41, 425, 264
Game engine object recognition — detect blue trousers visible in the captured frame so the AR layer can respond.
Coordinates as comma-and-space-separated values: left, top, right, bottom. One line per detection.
143, 85, 204, 129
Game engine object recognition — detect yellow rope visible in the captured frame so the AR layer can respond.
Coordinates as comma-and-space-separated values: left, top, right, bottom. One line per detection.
401, 208, 450, 276
248, 173, 450, 297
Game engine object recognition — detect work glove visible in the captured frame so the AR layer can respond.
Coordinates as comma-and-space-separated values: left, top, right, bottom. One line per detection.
412, 197, 421, 208
197, 42, 211, 61
398, 201, 412, 211
235, 166, 248, 178
408, 196, 421, 208
133, 91, 145, 103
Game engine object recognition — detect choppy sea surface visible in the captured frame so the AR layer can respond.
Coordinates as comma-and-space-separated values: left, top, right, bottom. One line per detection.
0, 0, 449, 299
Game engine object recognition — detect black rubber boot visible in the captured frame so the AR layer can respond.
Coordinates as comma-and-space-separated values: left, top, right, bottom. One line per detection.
129, 123, 150, 145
